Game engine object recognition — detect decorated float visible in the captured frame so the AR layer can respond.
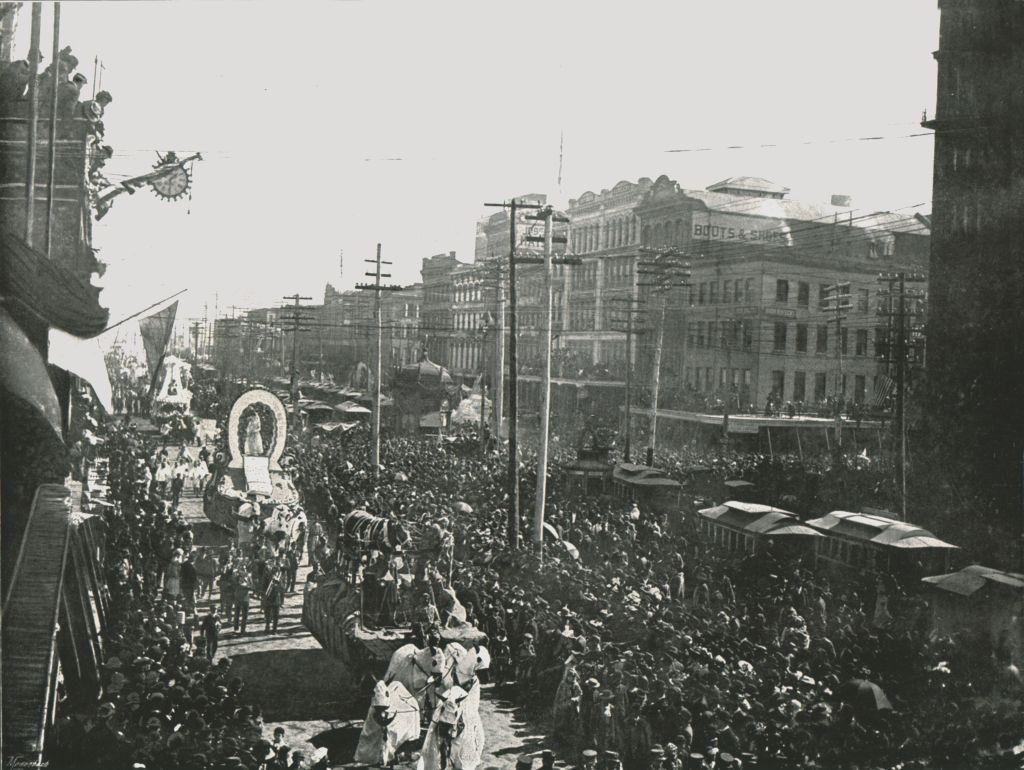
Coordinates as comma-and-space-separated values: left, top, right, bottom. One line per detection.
303, 508, 485, 672
149, 355, 195, 438
203, 388, 299, 529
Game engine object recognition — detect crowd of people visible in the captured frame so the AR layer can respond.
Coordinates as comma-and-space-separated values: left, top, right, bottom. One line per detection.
49, 424, 320, 770
287, 420, 1023, 770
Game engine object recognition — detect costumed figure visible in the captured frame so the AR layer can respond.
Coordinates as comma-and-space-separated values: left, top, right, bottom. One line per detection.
243, 411, 264, 456
354, 679, 421, 767
384, 642, 454, 716
416, 685, 485, 770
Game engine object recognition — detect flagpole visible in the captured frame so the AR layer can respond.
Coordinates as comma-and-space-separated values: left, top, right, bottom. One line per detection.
101, 289, 188, 334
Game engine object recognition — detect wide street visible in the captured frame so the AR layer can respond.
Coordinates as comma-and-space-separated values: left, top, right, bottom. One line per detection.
170, 434, 554, 769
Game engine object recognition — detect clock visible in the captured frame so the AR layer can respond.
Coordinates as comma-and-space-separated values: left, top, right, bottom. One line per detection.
149, 161, 192, 201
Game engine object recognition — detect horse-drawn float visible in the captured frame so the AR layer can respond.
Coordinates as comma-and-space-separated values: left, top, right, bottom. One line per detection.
303, 508, 486, 673
203, 388, 299, 530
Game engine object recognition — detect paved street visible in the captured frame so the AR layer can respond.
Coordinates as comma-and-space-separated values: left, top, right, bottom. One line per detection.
171, 440, 552, 769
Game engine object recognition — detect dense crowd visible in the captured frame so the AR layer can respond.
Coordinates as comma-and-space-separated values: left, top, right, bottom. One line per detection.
288, 422, 1023, 770
49, 424, 315, 770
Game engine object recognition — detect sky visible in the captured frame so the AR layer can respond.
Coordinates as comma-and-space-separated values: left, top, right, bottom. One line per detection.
12, 0, 940, 330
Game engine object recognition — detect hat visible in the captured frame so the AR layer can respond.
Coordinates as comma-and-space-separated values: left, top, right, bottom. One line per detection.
582, 750, 598, 760
102, 656, 123, 670
97, 702, 115, 718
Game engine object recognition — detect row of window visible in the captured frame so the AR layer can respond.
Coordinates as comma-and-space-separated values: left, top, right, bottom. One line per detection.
685, 321, 872, 356
684, 367, 871, 404
570, 217, 639, 254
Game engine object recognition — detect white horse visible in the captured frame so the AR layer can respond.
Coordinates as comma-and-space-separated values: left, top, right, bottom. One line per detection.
354, 679, 421, 767
416, 684, 485, 770
383, 643, 452, 715
448, 644, 491, 716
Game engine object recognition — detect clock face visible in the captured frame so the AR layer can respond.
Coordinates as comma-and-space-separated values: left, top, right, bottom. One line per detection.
150, 166, 191, 200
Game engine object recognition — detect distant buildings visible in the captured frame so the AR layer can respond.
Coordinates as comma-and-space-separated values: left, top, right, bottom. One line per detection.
923, 0, 1024, 517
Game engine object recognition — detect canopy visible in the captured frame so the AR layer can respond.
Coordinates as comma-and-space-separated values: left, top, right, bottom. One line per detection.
302, 402, 335, 413
335, 400, 372, 415
922, 565, 1024, 598
698, 501, 819, 538
612, 463, 681, 489
806, 510, 957, 550
316, 421, 359, 434
0, 307, 62, 437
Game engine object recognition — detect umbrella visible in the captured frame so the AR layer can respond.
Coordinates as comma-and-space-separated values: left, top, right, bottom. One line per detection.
841, 679, 892, 712
454, 501, 473, 514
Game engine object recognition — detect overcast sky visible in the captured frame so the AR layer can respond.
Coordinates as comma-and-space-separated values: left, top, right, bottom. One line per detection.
13, 1, 940, 329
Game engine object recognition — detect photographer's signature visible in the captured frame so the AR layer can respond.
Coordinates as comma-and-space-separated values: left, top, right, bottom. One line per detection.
7, 757, 48, 770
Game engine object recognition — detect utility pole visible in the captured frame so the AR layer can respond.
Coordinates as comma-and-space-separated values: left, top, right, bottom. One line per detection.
484, 198, 543, 549
44, 2, 60, 256
357, 244, 402, 476
493, 259, 506, 442
282, 294, 312, 419
609, 296, 646, 463
190, 321, 201, 361
522, 205, 573, 556
23, 2, 41, 245
878, 272, 926, 520
638, 249, 691, 465
824, 282, 851, 450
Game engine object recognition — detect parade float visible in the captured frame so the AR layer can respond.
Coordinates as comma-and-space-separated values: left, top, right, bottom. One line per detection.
149, 355, 195, 438
203, 387, 299, 529
303, 509, 486, 672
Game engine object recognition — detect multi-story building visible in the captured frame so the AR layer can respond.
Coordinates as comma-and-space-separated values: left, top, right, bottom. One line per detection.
382, 284, 423, 370
420, 251, 461, 366
635, 175, 930, 411
923, 0, 1024, 517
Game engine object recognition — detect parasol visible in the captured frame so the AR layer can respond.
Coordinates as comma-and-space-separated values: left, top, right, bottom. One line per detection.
841, 679, 893, 712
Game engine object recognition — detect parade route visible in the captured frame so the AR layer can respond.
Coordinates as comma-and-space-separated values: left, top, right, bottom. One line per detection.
172, 439, 555, 769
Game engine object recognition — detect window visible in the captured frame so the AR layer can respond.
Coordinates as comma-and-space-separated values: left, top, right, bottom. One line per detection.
857, 288, 870, 313
697, 322, 706, 347
776, 279, 790, 303
841, 328, 849, 355
687, 322, 696, 347
709, 282, 719, 305
773, 321, 788, 351
818, 284, 830, 310
708, 321, 717, 346
771, 370, 785, 399
704, 367, 713, 391
723, 280, 732, 303
855, 374, 866, 404
816, 325, 828, 353
793, 371, 807, 402
796, 324, 808, 353
699, 283, 707, 305
742, 321, 753, 350
745, 278, 754, 302
814, 372, 827, 402
855, 329, 868, 356
797, 282, 810, 308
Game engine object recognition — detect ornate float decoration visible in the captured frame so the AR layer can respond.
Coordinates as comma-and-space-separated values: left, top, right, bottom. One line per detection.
204, 388, 298, 529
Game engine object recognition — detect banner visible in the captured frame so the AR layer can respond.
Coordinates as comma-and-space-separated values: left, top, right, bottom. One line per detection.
139, 301, 178, 391
48, 327, 114, 413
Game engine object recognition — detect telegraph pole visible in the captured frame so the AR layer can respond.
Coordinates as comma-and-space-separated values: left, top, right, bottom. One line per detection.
493, 260, 506, 442
282, 294, 312, 419
190, 321, 201, 361
824, 282, 851, 450
484, 198, 543, 549
638, 249, 691, 465
357, 243, 402, 476
609, 296, 646, 463
522, 205, 573, 556
878, 271, 926, 519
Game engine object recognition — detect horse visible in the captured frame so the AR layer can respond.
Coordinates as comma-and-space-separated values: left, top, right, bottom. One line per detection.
341, 510, 410, 583
416, 684, 485, 770
354, 678, 421, 767
383, 643, 453, 716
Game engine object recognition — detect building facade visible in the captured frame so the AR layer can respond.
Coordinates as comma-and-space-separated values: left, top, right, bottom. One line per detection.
635, 175, 930, 412
923, 0, 1024, 517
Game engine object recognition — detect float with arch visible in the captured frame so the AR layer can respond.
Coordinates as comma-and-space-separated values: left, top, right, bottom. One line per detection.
203, 387, 299, 531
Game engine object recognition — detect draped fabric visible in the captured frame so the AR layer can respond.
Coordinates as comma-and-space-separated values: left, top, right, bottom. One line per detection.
138, 301, 178, 391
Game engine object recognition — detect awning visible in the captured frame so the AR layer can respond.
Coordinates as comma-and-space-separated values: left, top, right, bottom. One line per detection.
47, 327, 114, 413
0, 307, 62, 437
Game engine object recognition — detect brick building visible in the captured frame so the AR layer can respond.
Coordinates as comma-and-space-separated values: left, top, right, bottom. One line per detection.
923, 0, 1024, 516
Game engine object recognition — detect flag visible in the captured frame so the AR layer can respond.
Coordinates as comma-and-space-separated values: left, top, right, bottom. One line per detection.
139, 301, 178, 392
